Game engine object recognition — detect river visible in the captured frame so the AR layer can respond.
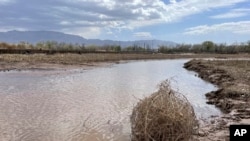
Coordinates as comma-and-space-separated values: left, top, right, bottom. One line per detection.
0, 59, 221, 141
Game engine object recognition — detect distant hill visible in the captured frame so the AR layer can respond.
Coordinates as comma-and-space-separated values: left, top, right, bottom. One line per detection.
0, 30, 177, 48
0, 30, 85, 44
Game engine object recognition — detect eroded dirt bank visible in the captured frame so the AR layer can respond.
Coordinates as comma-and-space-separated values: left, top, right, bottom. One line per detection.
184, 59, 250, 140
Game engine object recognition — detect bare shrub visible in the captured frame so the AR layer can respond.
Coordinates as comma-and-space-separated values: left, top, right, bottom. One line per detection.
131, 80, 198, 141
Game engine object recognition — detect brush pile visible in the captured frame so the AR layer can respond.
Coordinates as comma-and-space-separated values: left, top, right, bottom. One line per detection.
131, 80, 198, 141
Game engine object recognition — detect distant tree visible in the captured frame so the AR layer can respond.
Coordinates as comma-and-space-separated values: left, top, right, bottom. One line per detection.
114, 45, 121, 52
247, 40, 250, 52
79, 43, 85, 51
158, 45, 172, 53
191, 44, 202, 53
36, 42, 44, 49
17, 41, 27, 49
202, 41, 215, 53
86, 45, 97, 52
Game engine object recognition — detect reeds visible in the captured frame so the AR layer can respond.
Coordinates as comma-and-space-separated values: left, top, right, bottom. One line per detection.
131, 80, 198, 141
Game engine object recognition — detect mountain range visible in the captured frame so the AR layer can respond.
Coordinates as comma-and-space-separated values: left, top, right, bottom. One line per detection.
0, 30, 177, 48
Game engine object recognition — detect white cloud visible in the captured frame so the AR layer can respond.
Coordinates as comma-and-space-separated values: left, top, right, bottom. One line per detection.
210, 8, 250, 19
133, 32, 153, 39
183, 21, 250, 35
59, 21, 71, 25
53, 0, 247, 31
169, 0, 176, 4
0, 0, 14, 5
0, 0, 248, 38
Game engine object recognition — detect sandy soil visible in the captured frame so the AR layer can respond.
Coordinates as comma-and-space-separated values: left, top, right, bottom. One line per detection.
184, 59, 250, 141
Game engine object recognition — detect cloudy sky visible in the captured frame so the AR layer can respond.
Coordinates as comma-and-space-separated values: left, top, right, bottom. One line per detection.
0, 0, 250, 43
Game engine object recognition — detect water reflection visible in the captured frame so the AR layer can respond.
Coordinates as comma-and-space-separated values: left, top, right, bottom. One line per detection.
0, 59, 221, 141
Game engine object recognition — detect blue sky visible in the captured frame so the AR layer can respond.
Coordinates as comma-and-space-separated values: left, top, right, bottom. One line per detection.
0, 0, 249, 43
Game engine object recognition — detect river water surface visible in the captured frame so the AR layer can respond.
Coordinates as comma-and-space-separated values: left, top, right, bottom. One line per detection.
0, 59, 221, 141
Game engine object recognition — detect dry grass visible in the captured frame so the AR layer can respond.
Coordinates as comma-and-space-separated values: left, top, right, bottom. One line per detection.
207, 60, 250, 86
131, 80, 198, 141
185, 59, 250, 113
188, 59, 250, 96
0, 53, 250, 65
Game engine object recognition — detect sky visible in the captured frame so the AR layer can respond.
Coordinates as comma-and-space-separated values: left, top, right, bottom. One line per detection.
0, 0, 250, 44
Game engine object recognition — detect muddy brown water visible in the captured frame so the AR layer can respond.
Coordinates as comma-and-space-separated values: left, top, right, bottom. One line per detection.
0, 59, 221, 141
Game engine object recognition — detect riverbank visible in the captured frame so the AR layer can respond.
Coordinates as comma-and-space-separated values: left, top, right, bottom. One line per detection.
184, 59, 250, 140
1, 53, 250, 71
1, 53, 250, 140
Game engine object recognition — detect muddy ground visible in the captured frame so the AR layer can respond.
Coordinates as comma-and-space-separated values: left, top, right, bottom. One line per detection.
0, 53, 250, 71
184, 59, 250, 141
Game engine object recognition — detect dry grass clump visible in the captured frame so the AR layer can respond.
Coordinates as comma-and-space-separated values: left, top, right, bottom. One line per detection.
131, 80, 198, 141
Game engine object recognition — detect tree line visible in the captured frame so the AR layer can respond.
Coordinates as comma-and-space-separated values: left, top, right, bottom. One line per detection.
159, 41, 250, 54
0, 40, 250, 54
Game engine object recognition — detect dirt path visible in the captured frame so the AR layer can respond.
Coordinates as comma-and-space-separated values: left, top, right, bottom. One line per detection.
184, 59, 250, 141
